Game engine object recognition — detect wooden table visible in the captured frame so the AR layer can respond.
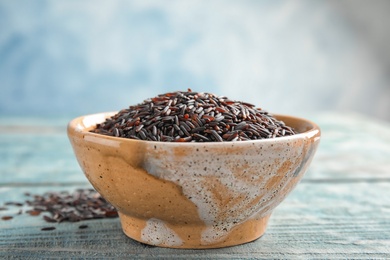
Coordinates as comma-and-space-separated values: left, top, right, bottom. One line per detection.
1, 113, 389, 259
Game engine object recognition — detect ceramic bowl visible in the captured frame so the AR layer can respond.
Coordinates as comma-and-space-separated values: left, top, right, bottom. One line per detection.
67, 112, 320, 249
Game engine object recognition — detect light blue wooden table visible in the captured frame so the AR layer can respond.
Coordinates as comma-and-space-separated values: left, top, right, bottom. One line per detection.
1, 113, 390, 259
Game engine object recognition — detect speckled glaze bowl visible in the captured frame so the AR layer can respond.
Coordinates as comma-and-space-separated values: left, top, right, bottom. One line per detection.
67, 112, 320, 249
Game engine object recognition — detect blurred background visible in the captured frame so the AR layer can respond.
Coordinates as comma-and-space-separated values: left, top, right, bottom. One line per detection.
0, 0, 389, 121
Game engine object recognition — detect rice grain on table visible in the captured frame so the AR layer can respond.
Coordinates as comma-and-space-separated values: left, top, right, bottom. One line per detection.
91, 90, 297, 142
1, 189, 118, 224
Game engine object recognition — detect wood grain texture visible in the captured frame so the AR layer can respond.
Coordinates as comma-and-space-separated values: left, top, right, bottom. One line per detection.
309, 113, 390, 181
0, 113, 390, 258
1, 183, 389, 259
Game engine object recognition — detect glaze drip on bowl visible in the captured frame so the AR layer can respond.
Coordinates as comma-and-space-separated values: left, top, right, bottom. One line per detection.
143, 135, 313, 245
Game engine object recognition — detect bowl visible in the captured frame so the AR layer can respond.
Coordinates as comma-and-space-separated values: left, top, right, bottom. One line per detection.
67, 112, 320, 249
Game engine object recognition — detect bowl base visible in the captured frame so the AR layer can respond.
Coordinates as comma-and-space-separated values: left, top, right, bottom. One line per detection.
119, 212, 271, 249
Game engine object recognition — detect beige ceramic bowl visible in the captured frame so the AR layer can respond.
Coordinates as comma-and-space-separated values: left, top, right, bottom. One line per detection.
68, 112, 320, 249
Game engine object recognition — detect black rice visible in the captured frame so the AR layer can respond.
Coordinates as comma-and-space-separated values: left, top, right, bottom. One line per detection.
41, 227, 56, 231
91, 89, 297, 142
1, 189, 118, 224
1, 216, 13, 221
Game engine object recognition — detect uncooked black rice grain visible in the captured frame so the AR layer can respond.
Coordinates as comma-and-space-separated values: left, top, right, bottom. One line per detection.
1, 189, 118, 223
91, 90, 297, 142
41, 227, 56, 231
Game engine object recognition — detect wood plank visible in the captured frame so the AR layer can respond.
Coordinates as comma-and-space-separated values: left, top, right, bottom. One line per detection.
0, 133, 86, 184
0, 115, 78, 183
1, 182, 389, 258
308, 113, 390, 181
1, 113, 390, 184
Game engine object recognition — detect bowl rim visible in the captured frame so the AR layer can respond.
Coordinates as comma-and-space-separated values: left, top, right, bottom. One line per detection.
68, 111, 321, 146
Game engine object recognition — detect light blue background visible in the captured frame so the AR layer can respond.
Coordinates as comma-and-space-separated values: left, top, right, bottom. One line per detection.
1, 0, 389, 121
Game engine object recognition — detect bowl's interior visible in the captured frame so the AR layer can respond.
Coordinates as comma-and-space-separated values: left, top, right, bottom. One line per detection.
275, 115, 317, 134
77, 112, 115, 132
